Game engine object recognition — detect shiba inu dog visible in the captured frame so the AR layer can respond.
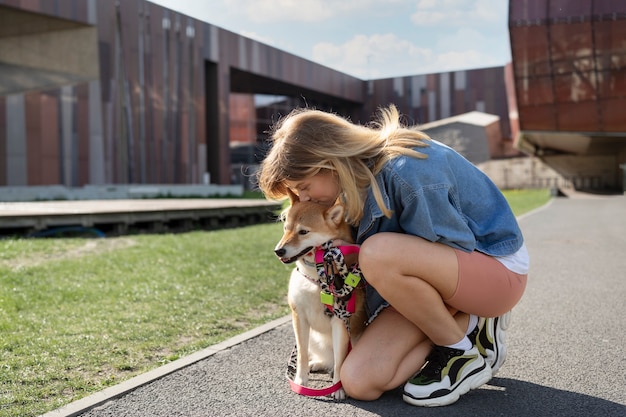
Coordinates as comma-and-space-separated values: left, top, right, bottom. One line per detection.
274, 191, 367, 400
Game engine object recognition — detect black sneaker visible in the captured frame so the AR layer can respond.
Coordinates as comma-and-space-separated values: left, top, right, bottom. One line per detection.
402, 345, 492, 407
469, 311, 511, 376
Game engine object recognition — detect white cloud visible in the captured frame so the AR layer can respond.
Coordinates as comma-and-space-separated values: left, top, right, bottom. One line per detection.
148, 0, 511, 77
412, 0, 506, 26
312, 30, 505, 79
434, 25, 511, 67
313, 33, 436, 79
239, 0, 334, 22
434, 49, 496, 71
436, 27, 490, 51
225, 0, 406, 23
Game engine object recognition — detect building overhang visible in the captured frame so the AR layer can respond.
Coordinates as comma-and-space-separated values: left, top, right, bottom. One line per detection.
516, 130, 626, 157
0, 5, 99, 95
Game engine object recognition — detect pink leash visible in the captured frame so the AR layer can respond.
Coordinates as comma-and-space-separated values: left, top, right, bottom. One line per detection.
288, 376, 344, 397
287, 343, 352, 397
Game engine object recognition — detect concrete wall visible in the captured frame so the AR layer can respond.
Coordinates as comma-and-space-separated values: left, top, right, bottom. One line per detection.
478, 156, 573, 191
0, 4, 99, 95
422, 122, 491, 165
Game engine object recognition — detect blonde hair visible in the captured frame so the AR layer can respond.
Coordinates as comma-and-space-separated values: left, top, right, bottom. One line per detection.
257, 105, 430, 224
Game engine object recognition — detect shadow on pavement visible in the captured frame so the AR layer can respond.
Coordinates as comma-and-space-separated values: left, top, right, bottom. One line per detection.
346, 378, 625, 417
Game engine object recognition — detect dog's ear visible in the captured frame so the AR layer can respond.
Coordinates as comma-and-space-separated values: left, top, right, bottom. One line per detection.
287, 188, 299, 205
326, 204, 345, 226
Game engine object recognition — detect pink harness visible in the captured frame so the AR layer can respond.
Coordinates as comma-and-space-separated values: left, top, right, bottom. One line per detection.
287, 243, 364, 397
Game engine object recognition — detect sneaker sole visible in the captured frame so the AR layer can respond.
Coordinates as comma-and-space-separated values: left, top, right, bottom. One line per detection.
490, 311, 511, 376
402, 362, 493, 407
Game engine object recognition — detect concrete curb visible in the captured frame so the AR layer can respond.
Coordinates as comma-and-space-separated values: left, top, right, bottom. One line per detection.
41, 315, 292, 417
516, 197, 554, 222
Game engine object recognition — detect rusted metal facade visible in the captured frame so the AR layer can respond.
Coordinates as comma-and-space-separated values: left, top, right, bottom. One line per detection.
509, 0, 626, 190
4, 1, 625, 191
363, 66, 513, 140
0, 0, 364, 187
510, 0, 626, 133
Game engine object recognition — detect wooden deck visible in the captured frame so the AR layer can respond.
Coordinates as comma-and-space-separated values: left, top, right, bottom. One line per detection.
0, 199, 282, 237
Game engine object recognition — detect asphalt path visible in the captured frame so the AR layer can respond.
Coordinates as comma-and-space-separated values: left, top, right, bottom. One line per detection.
49, 194, 626, 417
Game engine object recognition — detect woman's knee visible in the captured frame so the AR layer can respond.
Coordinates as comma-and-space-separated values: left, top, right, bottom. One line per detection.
340, 358, 383, 401
360, 233, 389, 260
359, 233, 398, 283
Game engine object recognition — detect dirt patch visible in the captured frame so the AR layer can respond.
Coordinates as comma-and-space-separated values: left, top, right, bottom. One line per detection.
3, 238, 137, 271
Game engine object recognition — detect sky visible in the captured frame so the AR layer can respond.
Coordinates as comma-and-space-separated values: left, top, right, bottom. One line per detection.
148, 0, 511, 80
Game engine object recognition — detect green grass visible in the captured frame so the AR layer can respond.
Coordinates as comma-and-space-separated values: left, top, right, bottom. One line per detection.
0, 189, 550, 417
0, 226, 292, 417
502, 188, 552, 216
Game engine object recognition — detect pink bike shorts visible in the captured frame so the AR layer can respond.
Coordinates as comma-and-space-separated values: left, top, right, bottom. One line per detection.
444, 249, 527, 317
364, 249, 527, 322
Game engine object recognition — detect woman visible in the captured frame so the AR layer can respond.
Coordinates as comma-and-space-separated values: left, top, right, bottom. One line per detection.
257, 105, 528, 407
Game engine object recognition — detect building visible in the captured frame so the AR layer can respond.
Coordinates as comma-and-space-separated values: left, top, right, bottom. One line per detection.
418, 112, 502, 165
0, 0, 364, 188
1, 1, 624, 192
509, 0, 626, 191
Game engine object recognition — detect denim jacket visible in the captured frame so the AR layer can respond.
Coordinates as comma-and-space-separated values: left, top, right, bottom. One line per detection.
356, 140, 524, 256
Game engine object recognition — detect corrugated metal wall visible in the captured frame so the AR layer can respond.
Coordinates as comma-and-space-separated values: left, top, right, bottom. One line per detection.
363, 66, 512, 140
0, 0, 517, 187
509, 0, 626, 132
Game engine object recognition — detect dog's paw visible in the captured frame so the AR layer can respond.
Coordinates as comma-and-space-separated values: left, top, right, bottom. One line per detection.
294, 373, 308, 387
309, 361, 330, 373
332, 387, 346, 401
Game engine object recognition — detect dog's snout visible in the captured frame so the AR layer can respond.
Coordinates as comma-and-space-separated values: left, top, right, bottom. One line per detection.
274, 248, 286, 257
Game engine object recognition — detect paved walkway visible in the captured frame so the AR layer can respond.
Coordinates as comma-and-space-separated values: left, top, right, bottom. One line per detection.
45, 195, 626, 417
